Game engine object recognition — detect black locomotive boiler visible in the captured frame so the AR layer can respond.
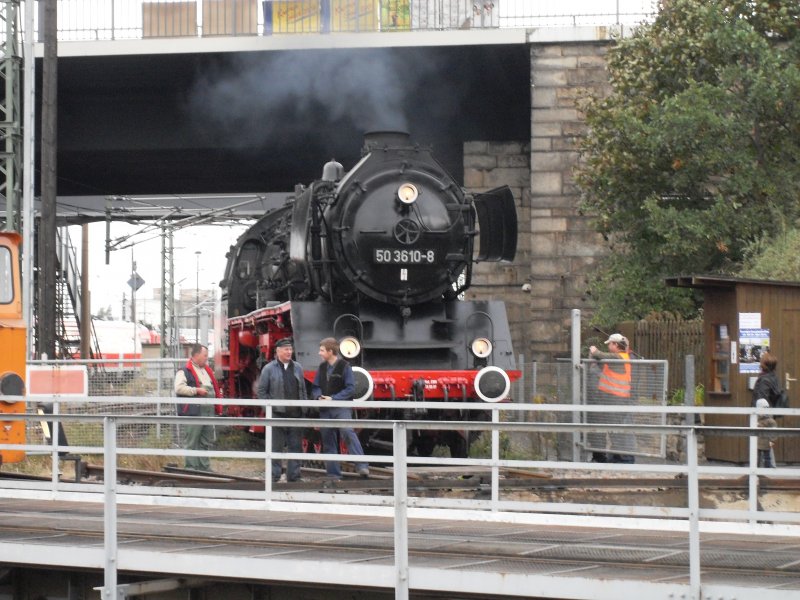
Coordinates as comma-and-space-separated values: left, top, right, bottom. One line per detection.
220, 131, 519, 456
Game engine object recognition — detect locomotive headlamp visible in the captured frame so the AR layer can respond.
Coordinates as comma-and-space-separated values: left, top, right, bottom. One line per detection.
470, 337, 493, 359
339, 336, 361, 359
397, 183, 419, 204
352, 366, 374, 401
0, 372, 24, 402
474, 366, 511, 403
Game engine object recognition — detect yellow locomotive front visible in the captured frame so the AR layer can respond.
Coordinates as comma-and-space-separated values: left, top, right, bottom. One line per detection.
0, 232, 25, 464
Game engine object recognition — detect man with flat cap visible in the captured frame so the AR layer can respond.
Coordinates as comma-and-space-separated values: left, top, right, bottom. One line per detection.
587, 333, 635, 464
257, 337, 307, 482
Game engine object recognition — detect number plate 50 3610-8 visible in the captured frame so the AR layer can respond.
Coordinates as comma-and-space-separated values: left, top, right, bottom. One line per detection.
373, 249, 435, 264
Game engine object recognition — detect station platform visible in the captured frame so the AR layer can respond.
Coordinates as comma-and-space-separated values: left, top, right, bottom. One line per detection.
0, 497, 798, 599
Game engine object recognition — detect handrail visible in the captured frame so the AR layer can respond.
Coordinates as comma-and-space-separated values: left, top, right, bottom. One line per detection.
26, 1, 657, 44
1, 399, 798, 600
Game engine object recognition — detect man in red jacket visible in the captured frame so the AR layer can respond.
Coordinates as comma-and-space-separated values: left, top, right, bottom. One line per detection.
174, 344, 221, 471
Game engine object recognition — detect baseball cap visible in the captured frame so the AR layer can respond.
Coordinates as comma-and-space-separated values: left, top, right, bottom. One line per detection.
275, 338, 293, 348
756, 398, 770, 409
604, 333, 625, 344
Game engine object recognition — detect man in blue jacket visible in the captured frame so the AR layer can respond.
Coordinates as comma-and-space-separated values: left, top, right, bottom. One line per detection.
257, 338, 307, 482
312, 337, 369, 479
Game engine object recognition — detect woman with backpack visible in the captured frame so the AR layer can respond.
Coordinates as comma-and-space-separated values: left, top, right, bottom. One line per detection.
752, 352, 783, 408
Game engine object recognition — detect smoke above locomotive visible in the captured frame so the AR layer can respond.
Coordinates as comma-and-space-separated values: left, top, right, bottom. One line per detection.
221, 132, 519, 453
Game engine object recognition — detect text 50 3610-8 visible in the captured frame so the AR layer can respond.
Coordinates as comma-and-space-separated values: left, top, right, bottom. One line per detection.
374, 249, 435, 264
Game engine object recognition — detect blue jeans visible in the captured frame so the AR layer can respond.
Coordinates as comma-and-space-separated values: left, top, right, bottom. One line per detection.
320, 406, 367, 477
271, 424, 303, 481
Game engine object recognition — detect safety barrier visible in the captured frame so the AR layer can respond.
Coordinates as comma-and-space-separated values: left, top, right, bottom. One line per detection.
0, 398, 798, 599
29, 357, 669, 461
38, 0, 657, 42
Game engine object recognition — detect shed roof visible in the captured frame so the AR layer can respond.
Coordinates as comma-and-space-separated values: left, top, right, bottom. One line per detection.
666, 275, 800, 289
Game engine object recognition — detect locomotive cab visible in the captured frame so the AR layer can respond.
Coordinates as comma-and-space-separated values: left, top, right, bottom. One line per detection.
0, 232, 26, 464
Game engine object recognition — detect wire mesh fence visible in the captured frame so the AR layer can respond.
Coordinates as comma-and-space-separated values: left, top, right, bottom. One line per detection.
40, 0, 658, 41
582, 359, 667, 460
507, 359, 668, 461
28, 359, 185, 450
27, 357, 667, 462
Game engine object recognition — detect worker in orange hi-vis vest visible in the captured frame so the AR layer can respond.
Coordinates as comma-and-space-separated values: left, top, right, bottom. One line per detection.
588, 333, 635, 464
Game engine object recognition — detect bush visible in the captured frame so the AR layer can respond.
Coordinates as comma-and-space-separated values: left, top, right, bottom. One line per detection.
669, 383, 705, 406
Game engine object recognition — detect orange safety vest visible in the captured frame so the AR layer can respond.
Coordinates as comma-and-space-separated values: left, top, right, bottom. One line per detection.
597, 352, 631, 398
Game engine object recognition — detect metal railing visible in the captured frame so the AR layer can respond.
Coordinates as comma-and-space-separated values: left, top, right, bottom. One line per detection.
27, 356, 670, 468
26, 1, 658, 42
1, 397, 798, 600
27, 358, 185, 446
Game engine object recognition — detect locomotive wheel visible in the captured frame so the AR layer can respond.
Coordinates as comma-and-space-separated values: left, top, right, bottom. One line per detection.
446, 431, 469, 459
409, 434, 436, 458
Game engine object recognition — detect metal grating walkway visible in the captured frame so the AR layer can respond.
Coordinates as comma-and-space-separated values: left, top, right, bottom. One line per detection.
0, 498, 798, 599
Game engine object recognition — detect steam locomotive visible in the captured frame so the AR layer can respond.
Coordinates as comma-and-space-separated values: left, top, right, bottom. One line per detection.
220, 131, 519, 457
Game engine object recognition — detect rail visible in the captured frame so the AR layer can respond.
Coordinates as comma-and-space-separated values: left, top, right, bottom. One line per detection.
25, 1, 658, 43
0, 397, 798, 599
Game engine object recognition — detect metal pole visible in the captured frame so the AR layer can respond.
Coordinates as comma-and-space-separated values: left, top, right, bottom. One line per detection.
491, 407, 499, 510
22, 0, 36, 358
195, 250, 200, 343
687, 428, 701, 600
156, 365, 162, 439
80, 224, 91, 359
169, 231, 177, 357
748, 411, 759, 522
131, 254, 136, 354
160, 225, 167, 358
37, 0, 58, 358
393, 422, 409, 600
50, 396, 59, 489
103, 417, 118, 600
571, 309, 581, 462
1, 0, 21, 232
264, 403, 273, 500
684, 355, 695, 426
516, 353, 525, 419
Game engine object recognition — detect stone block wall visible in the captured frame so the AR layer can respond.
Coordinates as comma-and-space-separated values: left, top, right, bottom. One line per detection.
465, 41, 614, 363
463, 142, 532, 361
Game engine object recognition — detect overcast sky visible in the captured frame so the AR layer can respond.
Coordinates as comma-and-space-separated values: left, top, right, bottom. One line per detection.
71, 221, 248, 323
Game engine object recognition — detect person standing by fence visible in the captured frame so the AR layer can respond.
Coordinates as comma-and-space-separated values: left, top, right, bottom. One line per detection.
752, 352, 781, 407
755, 398, 777, 468
588, 333, 635, 464
257, 337, 308, 483
312, 337, 369, 480
174, 344, 221, 472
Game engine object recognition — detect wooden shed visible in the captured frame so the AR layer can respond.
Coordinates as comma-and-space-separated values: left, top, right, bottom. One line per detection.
666, 275, 800, 464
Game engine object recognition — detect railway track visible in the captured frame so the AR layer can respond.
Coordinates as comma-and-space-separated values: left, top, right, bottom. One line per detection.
4, 463, 799, 496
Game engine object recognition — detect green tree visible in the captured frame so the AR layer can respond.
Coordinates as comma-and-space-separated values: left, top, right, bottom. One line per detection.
741, 229, 800, 280
577, 0, 800, 326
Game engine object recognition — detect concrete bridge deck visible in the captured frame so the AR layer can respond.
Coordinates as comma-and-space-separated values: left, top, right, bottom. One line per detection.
0, 496, 798, 599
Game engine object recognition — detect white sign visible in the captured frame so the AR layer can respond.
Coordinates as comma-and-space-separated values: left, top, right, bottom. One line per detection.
27, 365, 88, 397
739, 312, 761, 329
